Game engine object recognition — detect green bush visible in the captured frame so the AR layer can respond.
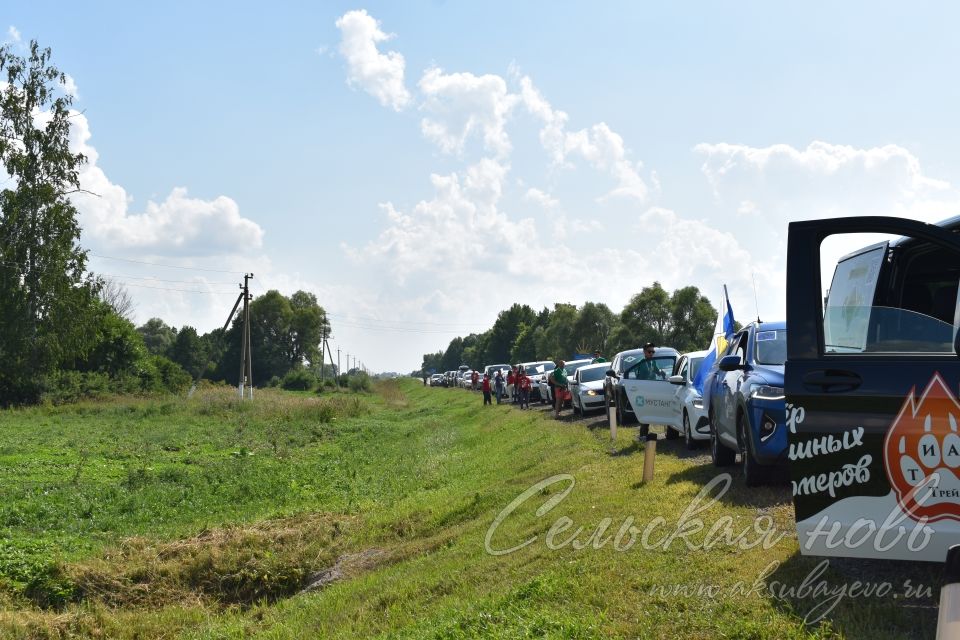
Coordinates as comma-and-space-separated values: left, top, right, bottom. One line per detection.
281, 369, 316, 391
42, 371, 112, 404
150, 356, 193, 393
347, 372, 371, 393
267, 375, 282, 388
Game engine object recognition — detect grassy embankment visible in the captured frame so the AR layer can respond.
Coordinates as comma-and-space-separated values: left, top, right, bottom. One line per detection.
0, 379, 940, 638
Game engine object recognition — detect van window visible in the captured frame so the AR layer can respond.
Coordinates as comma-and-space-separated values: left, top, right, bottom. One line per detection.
824, 245, 885, 353
822, 234, 960, 354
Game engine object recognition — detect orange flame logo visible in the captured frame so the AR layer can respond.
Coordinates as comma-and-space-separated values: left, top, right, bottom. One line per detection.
884, 373, 960, 522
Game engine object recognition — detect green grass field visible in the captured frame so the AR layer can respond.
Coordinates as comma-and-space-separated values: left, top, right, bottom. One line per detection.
0, 380, 941, 638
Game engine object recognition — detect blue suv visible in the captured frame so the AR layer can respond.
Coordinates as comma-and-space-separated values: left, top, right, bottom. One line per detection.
704, 321, 787, 485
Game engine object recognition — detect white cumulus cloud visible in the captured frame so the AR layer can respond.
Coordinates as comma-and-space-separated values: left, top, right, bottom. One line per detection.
523, 187, 558, 210
418, 67, 518, 157
335, 9, 411, 111
518, 75, 648, 202
65, 110, 263, 254
695, 140, 954, 221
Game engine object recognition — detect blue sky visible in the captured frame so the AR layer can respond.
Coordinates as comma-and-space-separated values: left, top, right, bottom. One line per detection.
5, 1, 960, 371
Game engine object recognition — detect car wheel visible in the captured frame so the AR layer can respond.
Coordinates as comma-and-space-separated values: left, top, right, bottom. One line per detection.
739, 412, 769, 487
683, 411, 698, 451
710, 409, 736, 467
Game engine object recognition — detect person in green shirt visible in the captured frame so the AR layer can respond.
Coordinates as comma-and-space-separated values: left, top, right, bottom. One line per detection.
632, 343, 665, 381
591, 350, 608, 364
551, 359, 568, 419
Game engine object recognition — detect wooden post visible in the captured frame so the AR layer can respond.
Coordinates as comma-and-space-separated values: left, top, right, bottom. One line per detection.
642, 433, 657, 482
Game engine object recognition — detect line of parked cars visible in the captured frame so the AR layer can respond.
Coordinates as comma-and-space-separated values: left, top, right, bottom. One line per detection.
430, 330, 789, 488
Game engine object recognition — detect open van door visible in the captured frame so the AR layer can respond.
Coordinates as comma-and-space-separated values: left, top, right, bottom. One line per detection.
786, 216, 960, 561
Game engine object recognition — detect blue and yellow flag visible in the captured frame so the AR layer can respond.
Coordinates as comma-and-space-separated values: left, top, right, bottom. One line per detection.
692, 285, 736, 395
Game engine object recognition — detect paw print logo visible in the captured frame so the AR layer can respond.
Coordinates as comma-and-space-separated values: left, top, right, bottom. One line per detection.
884, 373, 960, 522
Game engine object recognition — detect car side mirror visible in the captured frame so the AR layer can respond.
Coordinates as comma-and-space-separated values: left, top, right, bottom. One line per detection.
606, 369, 616, 377
718, 355, 743, 372
668, 374, 685, 385
570, 380, 579, 386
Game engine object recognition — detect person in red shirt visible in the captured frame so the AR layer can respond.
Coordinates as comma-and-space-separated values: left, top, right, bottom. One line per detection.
481, 374, 492, 405
517, 370, 531, 409
471, 369, 480, 391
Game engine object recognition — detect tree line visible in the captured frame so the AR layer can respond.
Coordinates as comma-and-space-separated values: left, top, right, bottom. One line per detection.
0, 40, 335, 405
419, 283, 718, 374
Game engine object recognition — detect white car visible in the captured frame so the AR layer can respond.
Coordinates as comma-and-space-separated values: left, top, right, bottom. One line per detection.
665, 350, 710, 449
521, 360, 555, 401
570, 362, 608, 415
538, 358, 593, 405
618, 348, 709, 449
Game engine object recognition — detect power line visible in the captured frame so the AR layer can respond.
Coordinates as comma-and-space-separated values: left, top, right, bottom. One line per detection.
115, 282, 239, 295
97, 272, 238, 285
88, 252, 245, 274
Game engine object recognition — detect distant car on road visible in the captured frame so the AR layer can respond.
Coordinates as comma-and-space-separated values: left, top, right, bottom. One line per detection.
704, 321, 787, 486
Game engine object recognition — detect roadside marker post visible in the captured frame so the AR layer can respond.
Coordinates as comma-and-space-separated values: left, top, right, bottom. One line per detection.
608, 407, 617, 441
642, 433, 657, 483
937, 544, 960, 639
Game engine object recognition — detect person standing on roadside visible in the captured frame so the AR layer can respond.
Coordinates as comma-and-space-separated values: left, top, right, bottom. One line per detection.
550, 359, 568, 419
518, 369, 531, 409
481, 374, 492, 405
506, 367, 516, 403
494, 370, 505, 404
472, 369, 480, 391
591, 350, 607, 364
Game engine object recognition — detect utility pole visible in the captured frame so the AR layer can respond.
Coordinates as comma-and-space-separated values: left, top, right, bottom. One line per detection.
221, 275, 252, 400
320, 320, 326, 385
337, 348, 341, 381
236, 273, 254, 400
345, 353, 350, 374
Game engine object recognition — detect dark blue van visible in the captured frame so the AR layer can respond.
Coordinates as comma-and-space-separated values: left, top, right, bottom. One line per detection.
786, 216, 960, 562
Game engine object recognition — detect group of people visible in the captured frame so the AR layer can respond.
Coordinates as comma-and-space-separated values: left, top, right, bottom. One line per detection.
478, 350, 609, 419
479, 366, 534, 409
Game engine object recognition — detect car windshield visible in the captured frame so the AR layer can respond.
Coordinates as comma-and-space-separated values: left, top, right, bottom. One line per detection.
579, 367, 606, 383
755, 329, 787, 365
525, 362, 555, 375
624, 356, 676, 380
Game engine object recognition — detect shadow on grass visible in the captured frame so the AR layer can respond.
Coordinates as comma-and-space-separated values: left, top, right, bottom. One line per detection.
762, 550, 940, 638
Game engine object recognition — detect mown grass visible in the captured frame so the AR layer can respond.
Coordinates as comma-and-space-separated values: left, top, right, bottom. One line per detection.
0, 379, 941, 638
